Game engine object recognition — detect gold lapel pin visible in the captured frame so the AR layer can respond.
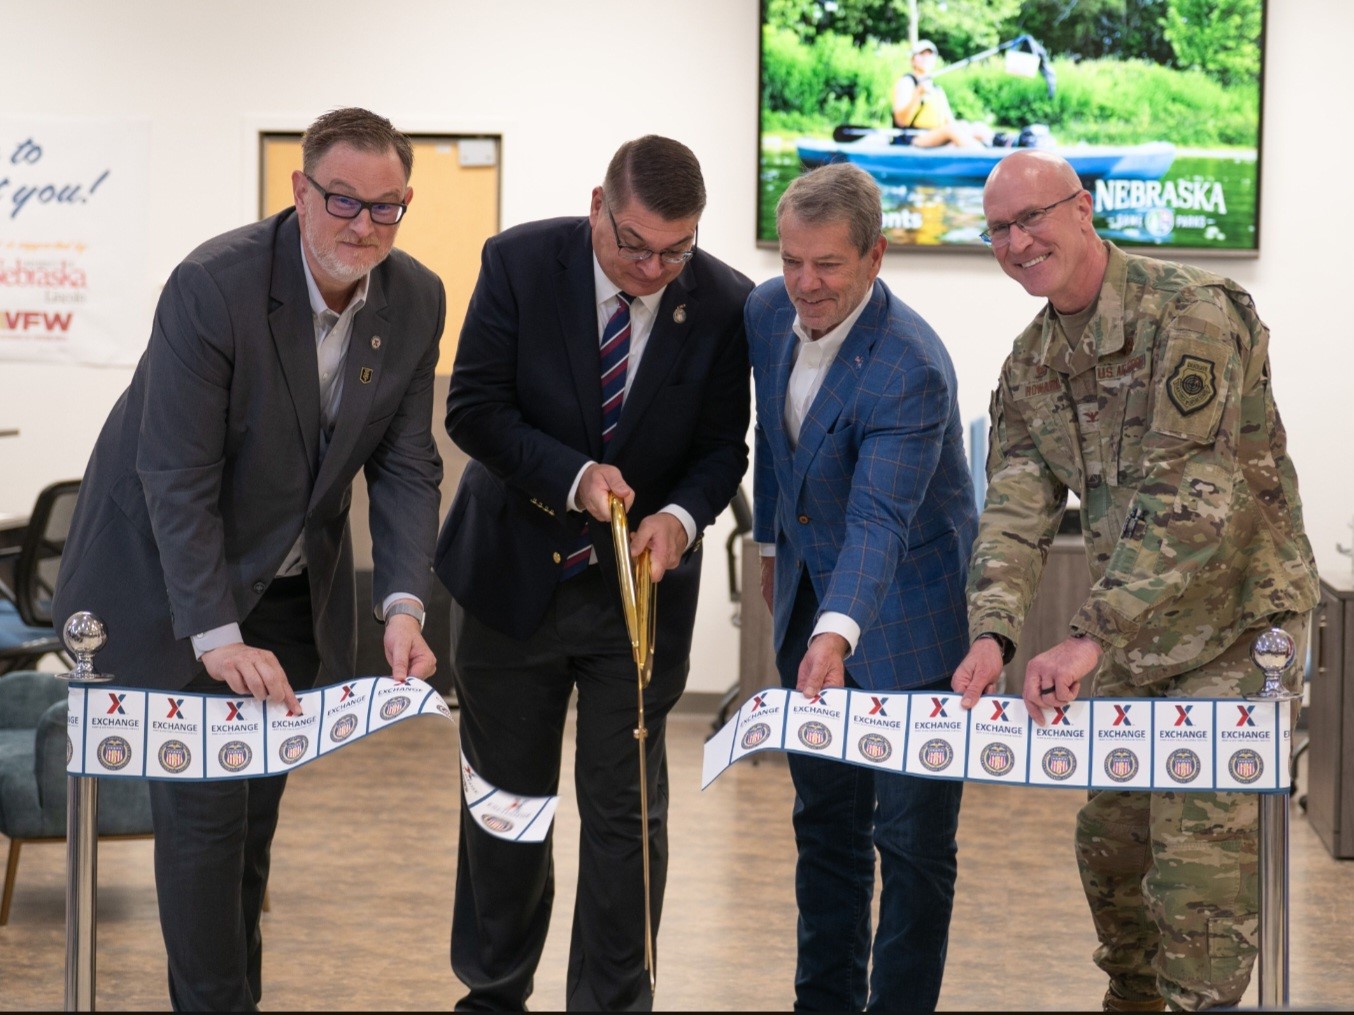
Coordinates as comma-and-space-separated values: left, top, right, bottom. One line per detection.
359, 367, 373, 384
371, 336, 382, 350
673, 305, 687, 324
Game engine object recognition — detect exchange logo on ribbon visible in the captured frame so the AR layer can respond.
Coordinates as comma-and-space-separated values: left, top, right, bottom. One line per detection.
67, 676, 454, 782
702, 687, 1292, 794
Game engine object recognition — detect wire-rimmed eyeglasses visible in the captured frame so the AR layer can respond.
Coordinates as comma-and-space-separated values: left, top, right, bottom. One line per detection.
604, 197, 697, 265
981, 191, 1082, 247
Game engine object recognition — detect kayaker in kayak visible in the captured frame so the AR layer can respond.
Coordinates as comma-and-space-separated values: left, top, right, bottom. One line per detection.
892, 39, 995, 149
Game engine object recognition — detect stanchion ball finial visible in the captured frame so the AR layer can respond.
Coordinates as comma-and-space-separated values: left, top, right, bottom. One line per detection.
62, 611, 107, 658
1251, 628, 1295, 677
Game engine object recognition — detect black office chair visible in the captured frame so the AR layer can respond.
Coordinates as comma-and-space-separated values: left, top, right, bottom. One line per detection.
711, 488, 754, 734
0, 480, 82, 675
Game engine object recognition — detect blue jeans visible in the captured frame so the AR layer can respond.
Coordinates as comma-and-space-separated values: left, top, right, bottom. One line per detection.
777, 573, 963, 1012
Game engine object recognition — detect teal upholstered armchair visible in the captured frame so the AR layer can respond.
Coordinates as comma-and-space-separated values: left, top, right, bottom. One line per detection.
0, 670, 153, 924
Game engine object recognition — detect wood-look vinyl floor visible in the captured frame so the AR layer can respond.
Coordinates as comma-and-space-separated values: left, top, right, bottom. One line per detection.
2, 704, 1352, 1011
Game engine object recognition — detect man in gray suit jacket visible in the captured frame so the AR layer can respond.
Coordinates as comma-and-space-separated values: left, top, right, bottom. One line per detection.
53, 107, 444, 1011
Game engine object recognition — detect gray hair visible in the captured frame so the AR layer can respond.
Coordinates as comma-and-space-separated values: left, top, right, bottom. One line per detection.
775, 163, 882, 255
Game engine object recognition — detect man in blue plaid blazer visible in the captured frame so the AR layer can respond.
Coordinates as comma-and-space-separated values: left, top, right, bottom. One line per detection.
749, 163, 977, 1013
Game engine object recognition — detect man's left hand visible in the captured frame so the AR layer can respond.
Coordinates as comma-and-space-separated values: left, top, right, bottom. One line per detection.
1023, 635, 1102, 726
384, 613, 437, 682
630, 512, 687, 581
797, 633, 848, 697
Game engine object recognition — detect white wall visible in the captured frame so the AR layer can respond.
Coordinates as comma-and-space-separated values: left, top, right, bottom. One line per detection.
3, 0, 1351, 695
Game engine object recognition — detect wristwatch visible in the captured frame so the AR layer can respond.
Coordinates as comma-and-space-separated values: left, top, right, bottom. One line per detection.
385, 601, 426, 631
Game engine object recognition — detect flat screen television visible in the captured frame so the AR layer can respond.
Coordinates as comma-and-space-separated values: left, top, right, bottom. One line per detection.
757, 0, 1266, 255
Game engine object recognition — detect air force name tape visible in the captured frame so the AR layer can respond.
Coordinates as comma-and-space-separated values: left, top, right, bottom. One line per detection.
702, 687, 1292, 794
67, 676, 455, 782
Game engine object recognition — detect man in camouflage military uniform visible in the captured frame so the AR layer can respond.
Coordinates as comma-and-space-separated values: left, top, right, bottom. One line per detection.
951, 150, 1319, 1012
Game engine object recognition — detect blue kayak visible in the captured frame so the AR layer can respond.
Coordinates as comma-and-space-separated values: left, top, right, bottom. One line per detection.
797, 134, 1176, 185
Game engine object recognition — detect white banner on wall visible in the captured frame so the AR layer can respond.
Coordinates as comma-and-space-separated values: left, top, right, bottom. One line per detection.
0, 117, 149, 366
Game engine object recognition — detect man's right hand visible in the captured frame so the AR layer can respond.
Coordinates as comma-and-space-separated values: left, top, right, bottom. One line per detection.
202, 643, 302, 714
577, 463, 634, 521
759, 556, 775, 614
951, 637, 1005, 710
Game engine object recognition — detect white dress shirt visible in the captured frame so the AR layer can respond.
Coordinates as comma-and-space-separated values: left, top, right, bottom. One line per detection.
759, 289, 875, 655
563, 256, 698, 557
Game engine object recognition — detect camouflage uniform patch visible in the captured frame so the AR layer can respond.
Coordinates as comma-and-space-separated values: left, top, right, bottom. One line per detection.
1165, 355, 1216, 417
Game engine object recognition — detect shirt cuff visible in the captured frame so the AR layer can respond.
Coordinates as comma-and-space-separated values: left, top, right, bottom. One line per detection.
191, 623, 244, 660
567, 462, 595, 512
758, 543, 776, 558
811, 611, 860, 656
658, 504, 697, 552
381, 593, 424, 620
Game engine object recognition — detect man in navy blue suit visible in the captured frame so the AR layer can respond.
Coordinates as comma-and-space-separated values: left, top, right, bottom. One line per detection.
748, 162, 977, 1012
434, 135, 751, 1011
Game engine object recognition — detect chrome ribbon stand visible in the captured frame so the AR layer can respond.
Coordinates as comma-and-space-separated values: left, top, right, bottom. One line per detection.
1247, 627, 1301, 1010
55, 612, 114, 1012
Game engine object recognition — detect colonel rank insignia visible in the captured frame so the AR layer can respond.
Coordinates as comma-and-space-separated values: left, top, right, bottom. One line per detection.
1166, 354, 1216, 416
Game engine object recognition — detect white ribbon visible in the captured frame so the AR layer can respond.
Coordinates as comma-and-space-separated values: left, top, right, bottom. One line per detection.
703, 687, 1292, 794
66, 676, 454, 781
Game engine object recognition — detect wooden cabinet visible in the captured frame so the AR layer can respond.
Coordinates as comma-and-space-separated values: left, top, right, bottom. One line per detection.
1304, 573, 1354, 858
1002, 535, 1094, 696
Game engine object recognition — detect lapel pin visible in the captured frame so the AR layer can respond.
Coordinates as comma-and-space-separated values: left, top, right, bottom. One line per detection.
359, 367, 373, 384
672, 304, 687, 324
854, 355, 863, 369
371, 336, 382, 350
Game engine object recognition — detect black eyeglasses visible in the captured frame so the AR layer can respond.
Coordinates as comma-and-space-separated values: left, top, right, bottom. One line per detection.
981, 191, 1082, 247
604, 198, 697, 265
305, 174, 407, 225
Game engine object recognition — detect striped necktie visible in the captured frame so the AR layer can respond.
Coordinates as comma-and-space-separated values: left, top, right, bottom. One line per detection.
559, 292, 633, 582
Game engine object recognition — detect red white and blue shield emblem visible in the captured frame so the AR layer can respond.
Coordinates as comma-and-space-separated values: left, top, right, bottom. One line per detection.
1167, 748, 1201, 783
741, 722, 772, 749
859, 733, 892, 763
1105, 748, 1139, 783
919, 738, 954, 772
1042, 747, 1076, 781
98, 736, 132, 771
797, 721, 832, 750
1228, 749, 1263, 784
158, 739, 191, 774
219, 740, 253, 773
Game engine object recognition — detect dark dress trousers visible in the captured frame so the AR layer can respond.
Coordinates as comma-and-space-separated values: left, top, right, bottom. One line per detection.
434, 217, 751, 1010
53, 208, 445, 1010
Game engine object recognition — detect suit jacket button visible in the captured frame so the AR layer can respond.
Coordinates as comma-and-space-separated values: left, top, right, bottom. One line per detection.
798, 514, 811, 524
552, 552, 562, 564
252, 581, 267, 594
